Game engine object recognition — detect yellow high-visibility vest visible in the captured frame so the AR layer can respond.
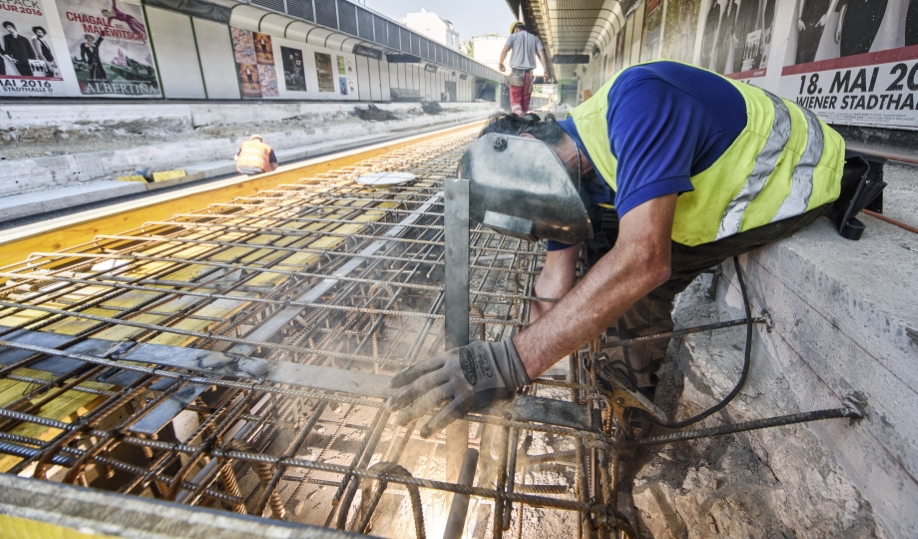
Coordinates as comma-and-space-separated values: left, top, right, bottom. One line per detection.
570, 61, 845, 246
236, 140, 273, 173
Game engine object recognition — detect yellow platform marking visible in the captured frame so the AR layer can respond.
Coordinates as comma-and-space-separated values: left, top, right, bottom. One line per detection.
0, 514, 121, 539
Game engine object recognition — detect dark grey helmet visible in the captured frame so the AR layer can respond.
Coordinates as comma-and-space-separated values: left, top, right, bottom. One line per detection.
458, 133, 592, 245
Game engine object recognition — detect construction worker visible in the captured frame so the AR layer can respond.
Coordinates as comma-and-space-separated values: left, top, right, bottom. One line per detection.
499, 21, 550, 115
235, 135, 278, 175
387, 61, 859, 439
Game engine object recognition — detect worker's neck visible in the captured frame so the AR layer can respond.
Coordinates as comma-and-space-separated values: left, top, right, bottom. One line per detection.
554, 133, 594, 179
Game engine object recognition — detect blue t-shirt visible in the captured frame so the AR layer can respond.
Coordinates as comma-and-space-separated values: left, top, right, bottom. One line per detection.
546, 62, 747, 251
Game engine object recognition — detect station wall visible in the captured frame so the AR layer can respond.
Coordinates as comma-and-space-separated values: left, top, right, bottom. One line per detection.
584, 0, 918, 130
0, 0, 483, 103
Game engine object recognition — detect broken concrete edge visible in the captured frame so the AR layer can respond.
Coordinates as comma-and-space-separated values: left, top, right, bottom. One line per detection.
0, 474, 368, 539
705, 216, 918, 538
0, 115, 487, 227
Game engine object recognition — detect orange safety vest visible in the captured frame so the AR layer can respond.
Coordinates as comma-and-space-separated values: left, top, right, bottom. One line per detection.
236, 140, 273, 173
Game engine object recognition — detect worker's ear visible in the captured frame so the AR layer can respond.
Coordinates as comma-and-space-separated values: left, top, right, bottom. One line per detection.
519, 133, 536, 140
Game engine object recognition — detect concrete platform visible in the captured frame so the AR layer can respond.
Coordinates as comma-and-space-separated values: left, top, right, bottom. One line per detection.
0, 112, 491, 226
0, 101, 497, 206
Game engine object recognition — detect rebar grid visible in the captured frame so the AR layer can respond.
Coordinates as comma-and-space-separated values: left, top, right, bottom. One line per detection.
0, 128, 623, 539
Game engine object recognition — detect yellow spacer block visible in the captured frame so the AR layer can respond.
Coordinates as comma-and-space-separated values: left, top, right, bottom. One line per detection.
116, 175, 147, 183
151, 169, 187, 182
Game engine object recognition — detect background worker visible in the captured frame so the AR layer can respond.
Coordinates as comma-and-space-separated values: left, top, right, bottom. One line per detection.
499, 21, 550, 115
235, 134, 278, 175
387, 61, 851, 439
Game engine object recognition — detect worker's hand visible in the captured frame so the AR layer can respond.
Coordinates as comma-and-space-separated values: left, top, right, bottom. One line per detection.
498, 63, 505, 72
387, 338, 531, 438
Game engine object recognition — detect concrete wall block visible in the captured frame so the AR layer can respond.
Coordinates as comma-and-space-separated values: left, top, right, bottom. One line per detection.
728, 252, 918, 467
704, 221, 918, 537
1, 105, 193, 131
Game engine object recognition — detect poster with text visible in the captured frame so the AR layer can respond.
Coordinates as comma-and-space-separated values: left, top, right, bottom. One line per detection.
779, 0, 918, 128
698, 0, 774, 79
0, 0, 67, 96
641, 0, 663, 61
253, 32, 273, 65
237, 62, 260, 97
662, 0, 701, 63
281, 46, 305, 91
315, 51, 334, 92
57, 0, 160, 96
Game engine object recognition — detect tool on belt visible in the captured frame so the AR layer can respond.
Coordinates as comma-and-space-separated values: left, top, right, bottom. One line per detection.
827, 152, 887, 240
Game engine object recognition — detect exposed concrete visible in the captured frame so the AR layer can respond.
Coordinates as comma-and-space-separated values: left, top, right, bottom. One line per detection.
0, 101, 498, 200
881, 162, 918, 229
631, 209, 918, 538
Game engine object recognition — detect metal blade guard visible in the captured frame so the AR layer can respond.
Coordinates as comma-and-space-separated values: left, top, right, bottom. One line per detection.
458, 133, 592, 245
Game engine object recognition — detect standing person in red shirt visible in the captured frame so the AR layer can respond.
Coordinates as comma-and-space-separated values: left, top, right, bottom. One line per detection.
498, 22, 550, 115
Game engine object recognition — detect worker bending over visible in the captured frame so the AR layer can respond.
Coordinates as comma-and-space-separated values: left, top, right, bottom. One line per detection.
388, 61, 853, 438
499, 21, 550, 115
235, 134, 278, 175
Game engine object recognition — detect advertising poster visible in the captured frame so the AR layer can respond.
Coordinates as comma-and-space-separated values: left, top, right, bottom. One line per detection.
779, 0, 918, 129
642, 0, 664, 61
698, 0, 774, 79
281, 46, 305, 91
231, 27, 278, 98
253, 32, 273, 64
662, 0, 701, 63
258, 64, 278, 97
338, 75, 347, 95
57, 0, 160, 96
315, 51, 334, 92
0, 0, 66, 96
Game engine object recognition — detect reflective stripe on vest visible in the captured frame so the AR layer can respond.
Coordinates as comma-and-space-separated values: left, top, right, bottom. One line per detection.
570, 61, 845, 247
237, 141, 272, 172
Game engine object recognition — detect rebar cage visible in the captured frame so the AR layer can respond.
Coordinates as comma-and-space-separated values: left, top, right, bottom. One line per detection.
0, 127, 625, 539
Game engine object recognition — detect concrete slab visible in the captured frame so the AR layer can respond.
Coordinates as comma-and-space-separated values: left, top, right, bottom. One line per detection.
0, 181, 145, 222
701, 214, 918, 538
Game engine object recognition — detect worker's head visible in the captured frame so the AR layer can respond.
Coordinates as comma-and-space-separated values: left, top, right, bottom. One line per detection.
249, 134, 263, 142
458, 114, 592, 244
481, 112, 565, 146
510, 21, 525, 34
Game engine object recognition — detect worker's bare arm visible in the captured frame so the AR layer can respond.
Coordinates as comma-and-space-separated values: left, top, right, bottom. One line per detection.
498, 45, 511, 71
530, 242, 580, 322
538, 49, 550, 82
513, 193, 677, 379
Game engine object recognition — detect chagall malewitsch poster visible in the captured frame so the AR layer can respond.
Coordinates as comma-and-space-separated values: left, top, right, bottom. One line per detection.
56, 0, 160, 96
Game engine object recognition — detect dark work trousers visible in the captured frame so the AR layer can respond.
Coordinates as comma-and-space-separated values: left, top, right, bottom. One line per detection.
584, 204, 828, 389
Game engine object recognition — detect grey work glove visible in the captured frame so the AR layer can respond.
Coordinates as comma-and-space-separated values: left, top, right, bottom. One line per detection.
386, 338, 532, 438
